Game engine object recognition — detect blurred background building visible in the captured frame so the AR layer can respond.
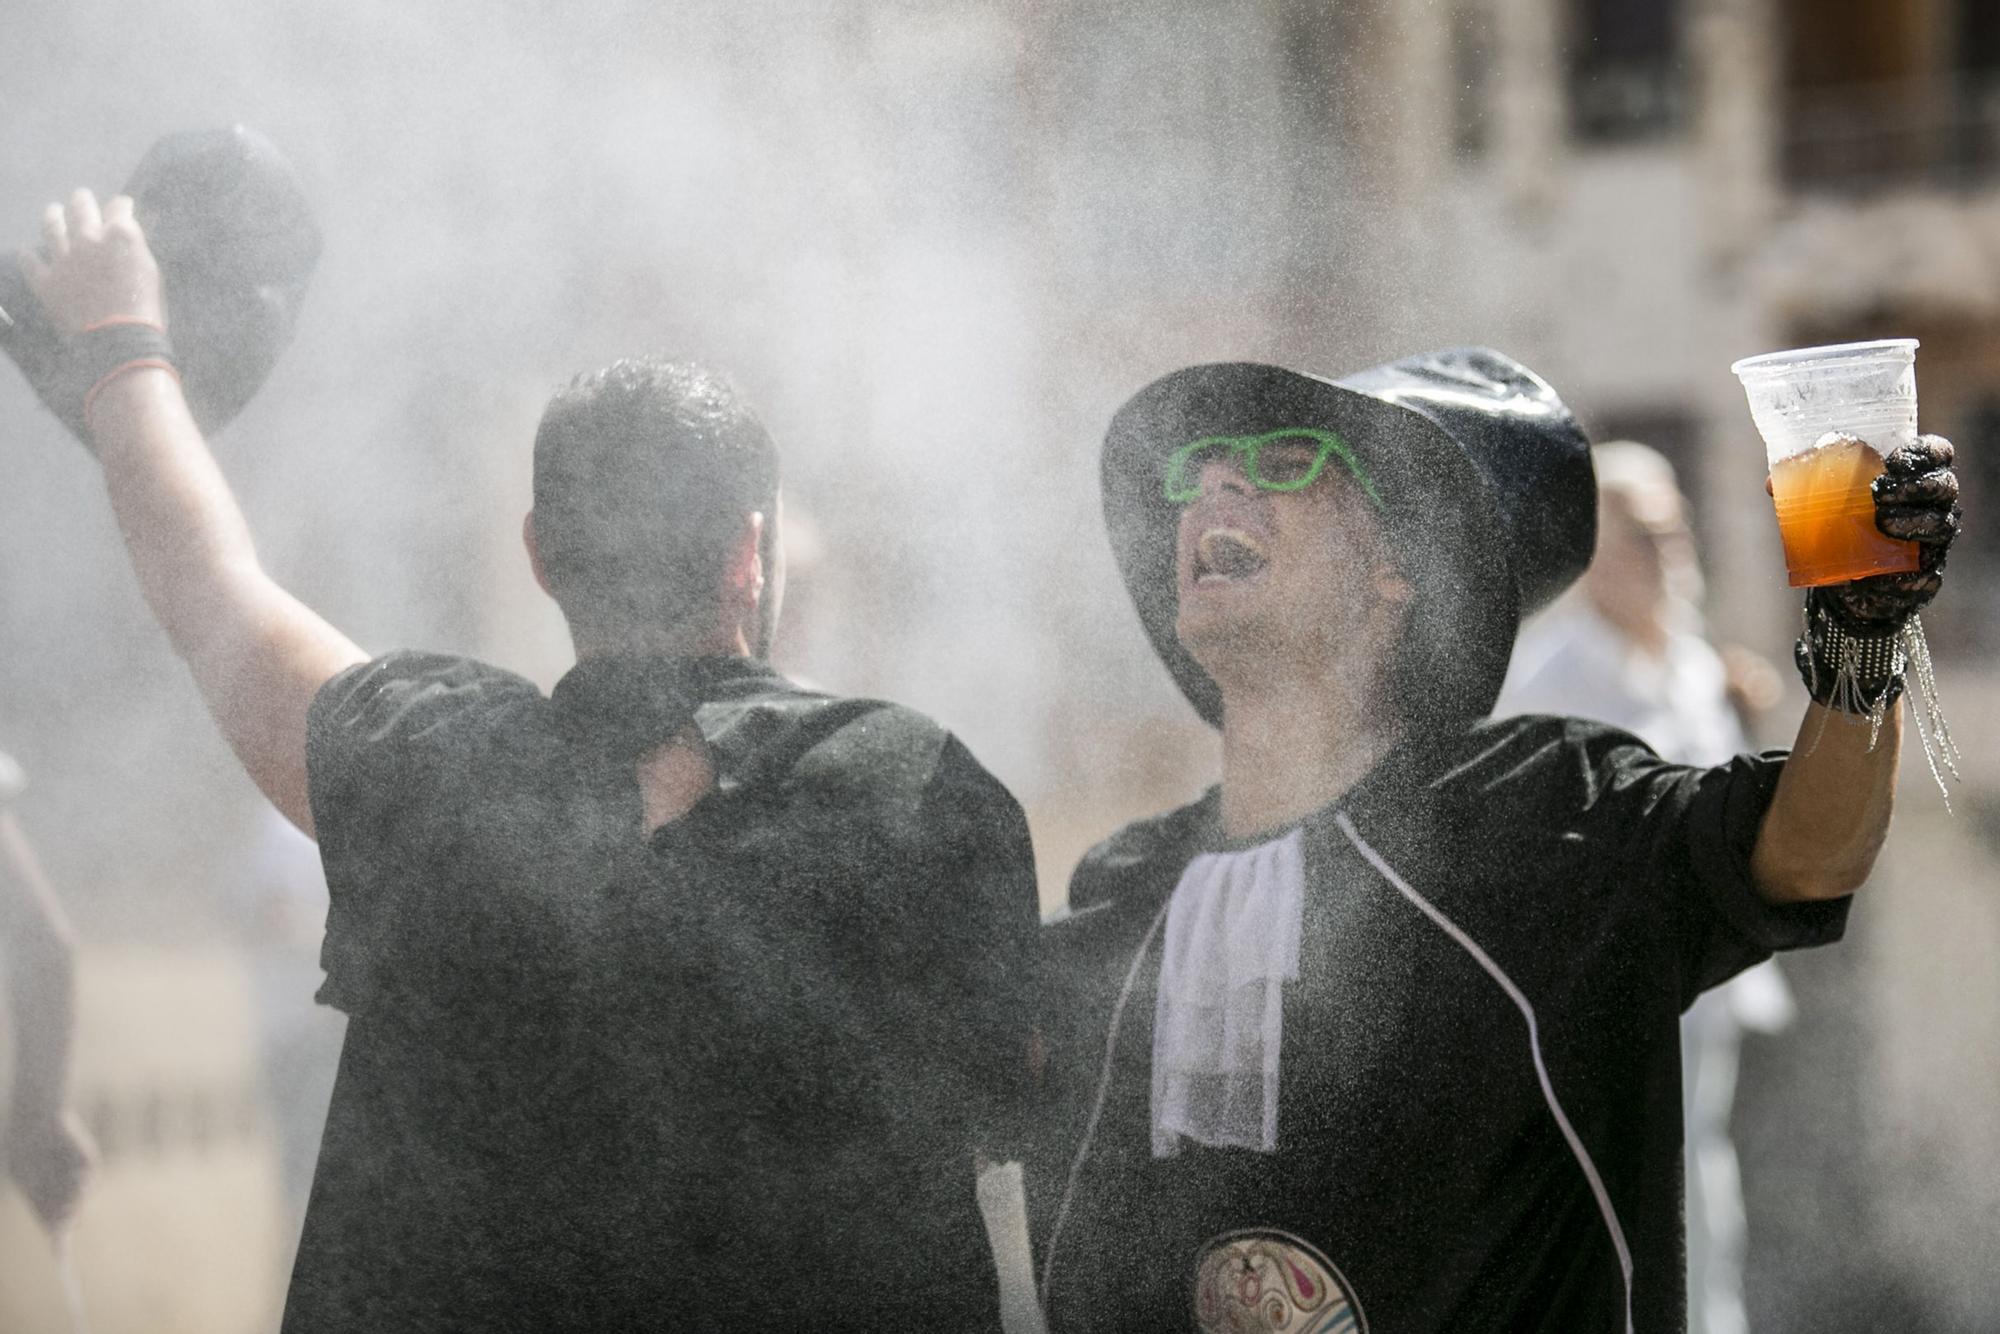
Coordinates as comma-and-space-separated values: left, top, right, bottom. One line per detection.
0, 1, 1994, 1329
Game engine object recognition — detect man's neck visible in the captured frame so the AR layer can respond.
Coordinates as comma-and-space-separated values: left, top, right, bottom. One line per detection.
1215, 666, 1403, 839
571, 622, 750, 662
564, 619, 748, 833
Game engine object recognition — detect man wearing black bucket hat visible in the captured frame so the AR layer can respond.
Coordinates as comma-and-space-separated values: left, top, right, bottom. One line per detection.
1032, 349, 1960, 1332
10, 181, 1041, 1330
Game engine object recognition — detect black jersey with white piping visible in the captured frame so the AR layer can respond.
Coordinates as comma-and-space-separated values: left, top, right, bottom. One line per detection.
1031, 713, 1847, 1334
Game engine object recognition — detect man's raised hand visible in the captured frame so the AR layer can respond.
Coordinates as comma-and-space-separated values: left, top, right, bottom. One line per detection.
1817, 433, 1962, 634
20, 189, 164, 336
7, 188, 176, 447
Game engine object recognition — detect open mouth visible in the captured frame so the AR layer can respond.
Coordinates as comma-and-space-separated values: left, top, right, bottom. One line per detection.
1193, 527, 1269, 584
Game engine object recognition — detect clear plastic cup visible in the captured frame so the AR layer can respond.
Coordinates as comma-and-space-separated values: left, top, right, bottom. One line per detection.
1730, 339, 1922, 588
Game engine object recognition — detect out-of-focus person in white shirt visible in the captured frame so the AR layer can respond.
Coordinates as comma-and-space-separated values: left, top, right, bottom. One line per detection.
0, 746, 94, 1333
1499, 441, 1794, 1334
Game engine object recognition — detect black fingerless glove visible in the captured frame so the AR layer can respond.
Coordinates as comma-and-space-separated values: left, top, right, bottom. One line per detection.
1795, 434, 1961, 794
0, 259, 178, 451
1796, 434, 1959, 710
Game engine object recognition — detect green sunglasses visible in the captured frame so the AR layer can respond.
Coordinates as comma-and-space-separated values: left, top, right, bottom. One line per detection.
1162, 427, 1385, 511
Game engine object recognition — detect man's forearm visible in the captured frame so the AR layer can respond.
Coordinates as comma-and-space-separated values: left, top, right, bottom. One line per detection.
89, 369, 270, 660
1750, 702, 1900, 903
85, 368, 364, 830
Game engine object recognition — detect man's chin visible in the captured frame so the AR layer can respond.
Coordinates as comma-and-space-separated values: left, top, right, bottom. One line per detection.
1176, 605, 1282, 677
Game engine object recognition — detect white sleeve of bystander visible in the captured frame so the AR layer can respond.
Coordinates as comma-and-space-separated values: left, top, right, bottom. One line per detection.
976, 1159, 1049, 1334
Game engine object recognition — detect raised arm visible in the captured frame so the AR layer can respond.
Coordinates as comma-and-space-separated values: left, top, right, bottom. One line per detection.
1749, 434, 1959, 903
1750, 703, 1898, 902
0, 803, 92, 1234
21, 189, 364, 835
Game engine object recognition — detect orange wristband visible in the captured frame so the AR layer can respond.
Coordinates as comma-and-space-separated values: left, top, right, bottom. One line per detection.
81, 315, 166, 335
82, 359, 181, 435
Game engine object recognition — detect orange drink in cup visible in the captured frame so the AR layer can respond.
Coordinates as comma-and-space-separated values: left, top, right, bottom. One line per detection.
1730, 340, 1923, 588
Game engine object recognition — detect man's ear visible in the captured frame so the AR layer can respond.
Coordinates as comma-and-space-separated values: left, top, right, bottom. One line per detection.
524, 511, 557, 598
1374, 566, 1415, 605
726, 512, 767, 604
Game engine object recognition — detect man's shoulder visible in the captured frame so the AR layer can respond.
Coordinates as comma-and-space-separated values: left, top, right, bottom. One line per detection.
803, 695, 1020, 819
315, 651, 545, 729
1381, 713, 1761, 893
705, 679, 953, 784
798, 693, 956, 770
1428, 712, 1666, 793
709, 681, 1023, 839
1064, 788, 1217, 914
307, 651, 551, 791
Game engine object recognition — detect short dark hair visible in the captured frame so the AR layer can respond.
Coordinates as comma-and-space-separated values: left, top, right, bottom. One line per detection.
531, 358, 779, 634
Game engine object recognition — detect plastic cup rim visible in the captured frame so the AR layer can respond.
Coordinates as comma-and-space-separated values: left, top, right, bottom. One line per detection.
1730, 338, 1919, 379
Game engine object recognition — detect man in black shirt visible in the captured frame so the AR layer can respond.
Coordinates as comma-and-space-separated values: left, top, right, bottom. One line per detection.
18, 188, 1038, 1328
1033, 352, 1959, 1331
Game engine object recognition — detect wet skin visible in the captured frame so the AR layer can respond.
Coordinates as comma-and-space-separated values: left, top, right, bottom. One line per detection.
1173, 445, 1407, 684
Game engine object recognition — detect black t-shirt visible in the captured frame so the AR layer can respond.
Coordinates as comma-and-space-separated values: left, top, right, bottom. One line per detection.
285, 652, 1040, 1332
1032, 714, 1850, 1334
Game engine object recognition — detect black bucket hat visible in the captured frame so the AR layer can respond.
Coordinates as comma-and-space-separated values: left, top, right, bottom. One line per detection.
1101, 347, 1597, 729
0, 124, 321, 440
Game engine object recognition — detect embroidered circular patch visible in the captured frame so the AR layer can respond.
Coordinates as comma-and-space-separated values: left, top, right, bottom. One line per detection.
1190, 1229, 1367, 1334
